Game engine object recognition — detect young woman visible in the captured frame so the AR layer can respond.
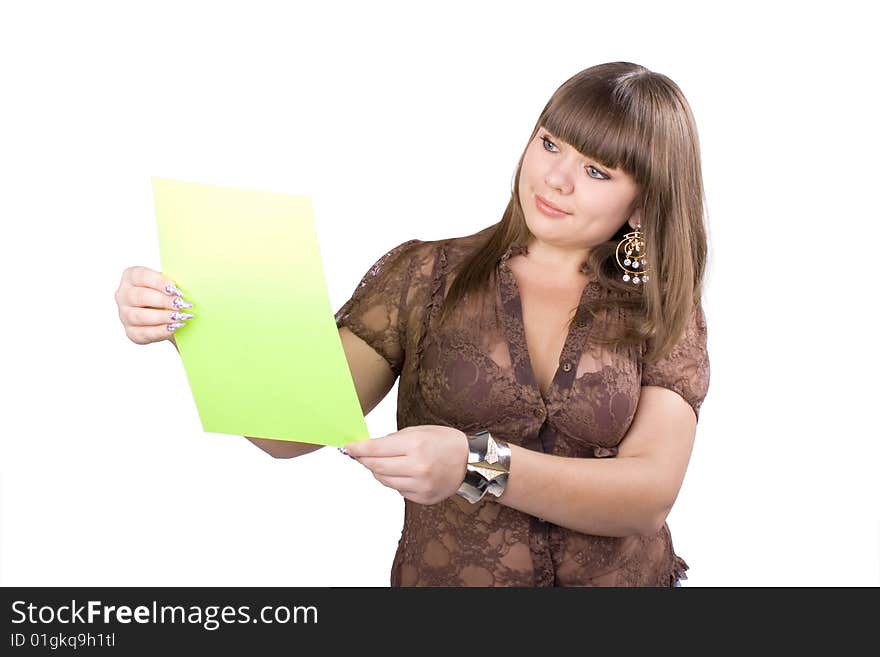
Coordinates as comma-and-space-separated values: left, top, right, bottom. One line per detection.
116, 61, 709, 587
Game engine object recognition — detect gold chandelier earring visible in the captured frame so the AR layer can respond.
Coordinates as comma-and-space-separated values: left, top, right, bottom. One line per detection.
615, 222, 650, 285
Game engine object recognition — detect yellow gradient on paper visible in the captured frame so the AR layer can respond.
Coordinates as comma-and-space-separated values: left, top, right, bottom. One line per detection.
151, 177, 368, 446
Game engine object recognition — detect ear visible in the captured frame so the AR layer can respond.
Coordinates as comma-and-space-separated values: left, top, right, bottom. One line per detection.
628, 206, 643, 230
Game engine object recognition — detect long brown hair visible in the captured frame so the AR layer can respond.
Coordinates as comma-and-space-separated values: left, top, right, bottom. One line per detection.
436, 61, 708, 364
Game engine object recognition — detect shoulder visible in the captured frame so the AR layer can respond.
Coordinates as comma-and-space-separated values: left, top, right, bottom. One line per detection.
387, 225, 494, 277
423, 224, 497, 271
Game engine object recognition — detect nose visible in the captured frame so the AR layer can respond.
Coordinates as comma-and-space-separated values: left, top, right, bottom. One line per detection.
544, 160, 574, 194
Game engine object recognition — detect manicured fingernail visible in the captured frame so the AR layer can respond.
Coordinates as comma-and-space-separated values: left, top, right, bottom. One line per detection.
165, 283, 184, 297
167, 322, 186, 332
170, 311, 194, 321
338, 447, 350, 456
172, 297, 193, 309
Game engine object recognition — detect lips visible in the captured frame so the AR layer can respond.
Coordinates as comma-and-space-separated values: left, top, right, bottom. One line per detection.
535, 194, 570, 215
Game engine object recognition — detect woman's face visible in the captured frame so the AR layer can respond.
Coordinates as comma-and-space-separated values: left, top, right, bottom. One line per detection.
518, 125, 641, 250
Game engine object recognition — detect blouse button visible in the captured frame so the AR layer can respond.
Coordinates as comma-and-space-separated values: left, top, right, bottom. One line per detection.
532, 408, 545, 418
561, 362, 572, 372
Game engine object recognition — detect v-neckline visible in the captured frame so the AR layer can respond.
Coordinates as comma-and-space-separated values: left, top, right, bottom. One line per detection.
497, 248, 600, 406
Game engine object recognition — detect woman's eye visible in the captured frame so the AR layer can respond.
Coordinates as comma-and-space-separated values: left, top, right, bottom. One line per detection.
541, 136, 558, 152
586, 165, 608, 180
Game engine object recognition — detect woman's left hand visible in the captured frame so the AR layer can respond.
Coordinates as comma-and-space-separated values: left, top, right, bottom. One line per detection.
341, 426, 469, 505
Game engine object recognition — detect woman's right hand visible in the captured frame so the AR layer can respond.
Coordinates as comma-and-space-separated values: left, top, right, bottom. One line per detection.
115, 266, 194, 345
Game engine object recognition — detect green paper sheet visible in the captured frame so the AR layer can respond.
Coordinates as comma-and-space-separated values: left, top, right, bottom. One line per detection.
151, 176, 369, 446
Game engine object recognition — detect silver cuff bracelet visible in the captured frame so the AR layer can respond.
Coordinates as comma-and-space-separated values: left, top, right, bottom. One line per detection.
455, 430, 511, 504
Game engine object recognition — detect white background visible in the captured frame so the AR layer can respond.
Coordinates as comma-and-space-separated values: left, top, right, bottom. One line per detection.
2, 0, 877, 587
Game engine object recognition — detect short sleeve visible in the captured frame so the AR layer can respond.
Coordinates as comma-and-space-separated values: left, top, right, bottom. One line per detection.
334, 238, 422, 378
641, 299, 711, 422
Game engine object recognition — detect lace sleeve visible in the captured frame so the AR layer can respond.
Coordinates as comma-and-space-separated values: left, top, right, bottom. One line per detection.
641, 298, 711, 422
334, 238, 422, 378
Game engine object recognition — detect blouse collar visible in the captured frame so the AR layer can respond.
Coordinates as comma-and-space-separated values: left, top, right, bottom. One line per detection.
500, 241, 592, 275
500, 242, 529, 262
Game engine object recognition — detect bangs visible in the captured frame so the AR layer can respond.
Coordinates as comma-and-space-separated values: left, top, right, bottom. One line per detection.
541, 86, 647, 181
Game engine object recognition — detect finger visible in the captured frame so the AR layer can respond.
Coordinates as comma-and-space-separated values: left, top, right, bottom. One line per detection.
124, 321, 188, 345
124, 266, 185, 297
344, 434, 410, 458
122, 306, 195, 328
371, 472, 418, 495
356, 455, 413, 477
124, 285, 191, 312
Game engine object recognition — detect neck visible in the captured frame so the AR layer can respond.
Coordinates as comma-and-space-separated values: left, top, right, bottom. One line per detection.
523, 239, 591, 279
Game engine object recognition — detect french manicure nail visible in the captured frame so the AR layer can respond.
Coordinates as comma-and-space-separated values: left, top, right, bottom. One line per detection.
170, 311, 194, 321
167, 322, 186, 331
172, 297, 193, 309
165, 283, 184, 297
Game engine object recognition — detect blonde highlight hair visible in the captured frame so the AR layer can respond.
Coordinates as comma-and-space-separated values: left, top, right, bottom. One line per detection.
436, 61, 708, 364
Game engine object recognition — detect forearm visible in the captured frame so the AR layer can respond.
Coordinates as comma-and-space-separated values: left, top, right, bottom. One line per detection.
495, 444, 664, 537
245, 436, 324, 458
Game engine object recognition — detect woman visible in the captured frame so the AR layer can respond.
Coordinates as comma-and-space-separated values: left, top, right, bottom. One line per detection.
116, 61, 709, 587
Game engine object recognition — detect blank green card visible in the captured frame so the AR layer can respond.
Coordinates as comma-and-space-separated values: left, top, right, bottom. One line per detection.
152, 176, 368, 446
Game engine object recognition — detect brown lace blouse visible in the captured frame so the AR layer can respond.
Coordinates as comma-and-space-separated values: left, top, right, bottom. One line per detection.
334, 225, 710, 587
